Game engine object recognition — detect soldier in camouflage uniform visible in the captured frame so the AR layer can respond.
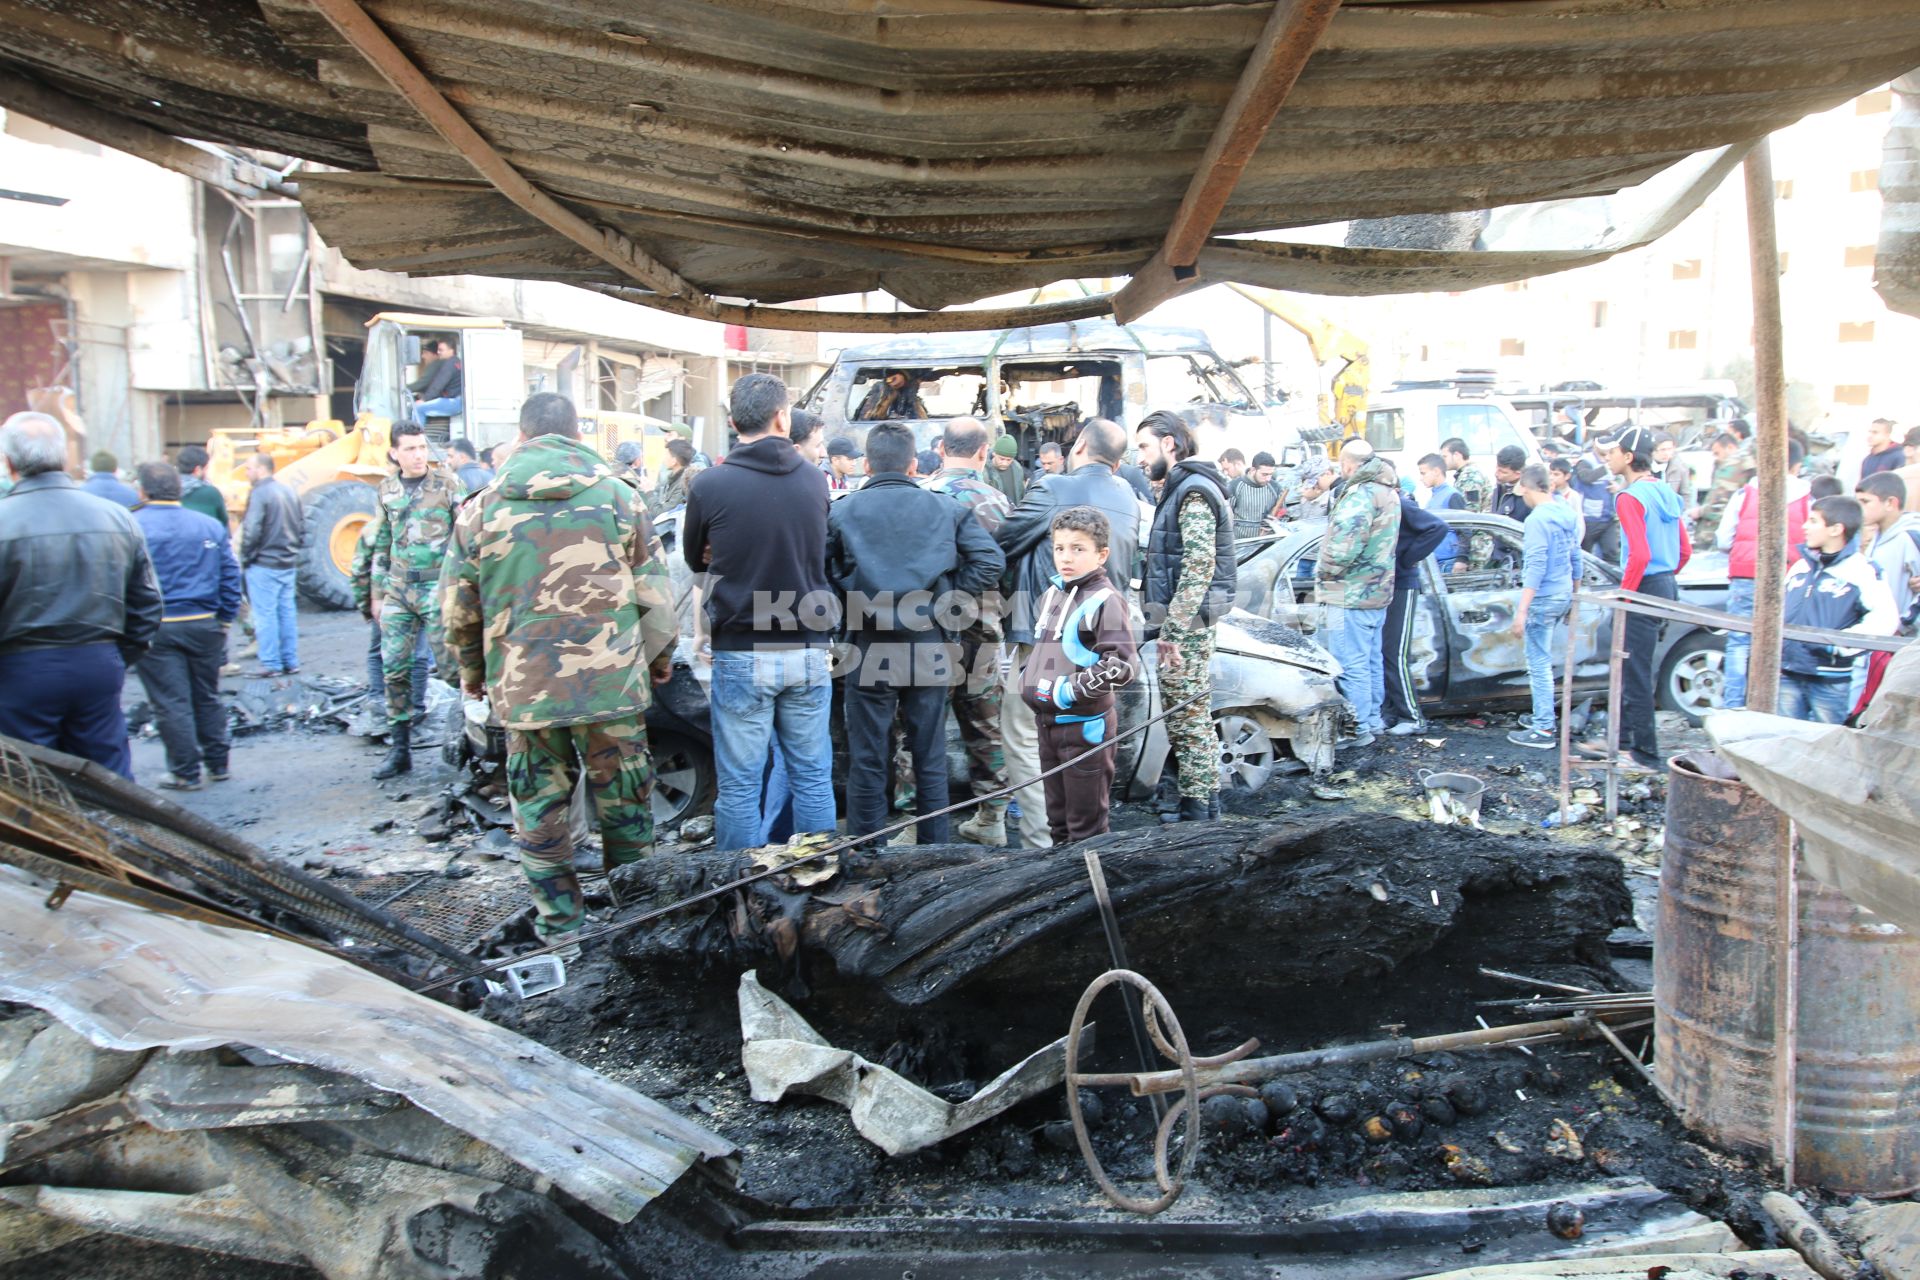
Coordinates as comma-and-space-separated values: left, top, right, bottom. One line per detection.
442, 393, 677, 942
1315, 440, 1403, 745
351, 523, 428, 722
1441, 438, 1491, 513
1136, 412, 1236, 822
920, 418, 1013, 843
1692, 429, 1753, 531
367, 423, 467, 778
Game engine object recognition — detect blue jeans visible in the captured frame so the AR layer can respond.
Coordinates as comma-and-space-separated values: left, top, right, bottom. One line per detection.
1779, 672, 1852, 724
0, 643, 132, 779
245, 565, 298, 671
1722, 577, 1754, 709
1324, 604, 1390, 734
709, 647, 835, 851
1524, 593, 1572, 734
413, 395, 463, 426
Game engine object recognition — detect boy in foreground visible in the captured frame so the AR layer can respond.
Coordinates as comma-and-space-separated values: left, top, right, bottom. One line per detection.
1779, 496, 1897, 723
1022, 507, 1140, 842
1507, 464, 1583, 748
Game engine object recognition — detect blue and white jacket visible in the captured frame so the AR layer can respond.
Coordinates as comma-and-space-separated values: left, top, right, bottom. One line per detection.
1781, 538, 1898, 678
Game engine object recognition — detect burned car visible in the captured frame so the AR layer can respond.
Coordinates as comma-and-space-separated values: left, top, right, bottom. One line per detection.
800, 321, 1323, 468
1235, 511, 1730, 724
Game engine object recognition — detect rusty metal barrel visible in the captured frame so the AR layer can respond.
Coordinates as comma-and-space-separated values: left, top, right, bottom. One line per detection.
1655, 754, 1920, 1194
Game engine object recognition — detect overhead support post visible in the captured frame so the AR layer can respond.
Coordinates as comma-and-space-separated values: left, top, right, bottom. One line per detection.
1743, 140, 1788, 716
1111, 0, 1342, 323
584, 284, 1116, 335
304, 0, 716, 315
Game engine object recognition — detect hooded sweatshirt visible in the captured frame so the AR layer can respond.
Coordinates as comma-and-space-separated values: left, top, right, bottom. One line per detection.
681, 434, 833, 650
1782, 535, 1899, 678
1616, 474, 1689, 591
1020, 566, 1138, 721
441, 434, 677, 729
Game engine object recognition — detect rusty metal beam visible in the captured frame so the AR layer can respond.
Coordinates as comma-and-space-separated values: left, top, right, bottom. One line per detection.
303, 0, 715, 314
1112, 0, 1342, 323
0, 71, 290, 198
1744, 140, 1788, 716
584, 284, 1115, 334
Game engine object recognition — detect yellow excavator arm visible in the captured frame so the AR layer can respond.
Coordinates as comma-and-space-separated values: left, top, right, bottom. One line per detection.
1229, 285, 1370, 443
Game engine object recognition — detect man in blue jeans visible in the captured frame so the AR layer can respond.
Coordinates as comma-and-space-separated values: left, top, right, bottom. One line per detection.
682, 373, 838, 851
238, 452, 304, 676
1507, 465, 1582, 748
1314, 440, 1402, 746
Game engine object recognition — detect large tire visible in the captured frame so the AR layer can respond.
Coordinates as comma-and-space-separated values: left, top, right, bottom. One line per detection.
298, 480, 379, 610
648, 731, 715, 828
1657, 629, 1726, 726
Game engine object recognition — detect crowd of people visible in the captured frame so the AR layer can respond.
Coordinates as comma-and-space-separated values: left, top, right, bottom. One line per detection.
2, 385, 1913, 946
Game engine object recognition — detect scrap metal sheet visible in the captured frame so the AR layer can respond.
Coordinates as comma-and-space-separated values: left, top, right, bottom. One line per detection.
1707, 643, 1920, 936
0, 866, 733, 1223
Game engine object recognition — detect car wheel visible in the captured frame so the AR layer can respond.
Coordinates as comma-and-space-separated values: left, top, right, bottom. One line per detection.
650, 731, 715, 827
1216, 713, 1276, 793
1658, 631, 1725, 725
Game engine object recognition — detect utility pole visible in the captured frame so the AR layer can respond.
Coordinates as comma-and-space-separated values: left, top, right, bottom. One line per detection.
1742, 141, 1788, 716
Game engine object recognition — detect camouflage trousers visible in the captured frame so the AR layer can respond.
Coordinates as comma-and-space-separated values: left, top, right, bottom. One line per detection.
380, 586, 438, 726
1160, 621, 1218, 799
891, 637, 1006, 814
506, 715, 655, 938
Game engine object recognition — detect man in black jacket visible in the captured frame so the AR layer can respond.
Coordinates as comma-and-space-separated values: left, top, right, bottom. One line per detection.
994, 418, 1141, 847
1382, 493, 1450, 735
0, 412, 161, 778
829, 424, 1003, 843
682, 374, 838, 852
239, 453, 305, 677
1136, 411, 1235, 821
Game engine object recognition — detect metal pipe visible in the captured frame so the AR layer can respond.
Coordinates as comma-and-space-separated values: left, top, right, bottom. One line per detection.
1083, 852, 1168, 1122
305, 0, 711, 311
1558, 593, 1580, 826
1604, 605, 1626, 820
1109, 1014, 1609, 1096
1744, 141, 1789, 715
1776, 818, 1802, 1187
1111, 0, 1342, 320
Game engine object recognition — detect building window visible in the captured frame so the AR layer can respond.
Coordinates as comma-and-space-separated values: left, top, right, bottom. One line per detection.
1671, 259, 1702, 280
1852, 168, 1881, 192
1668, 331, 1698, 351
1839, 321, 1876, 343
1844, 244, 1877, 269
1834, 384, 1871, 406
1857, 90, 1893, 115
1592, 301, 1608, 329
1774, 179, 1794, 200
1499, 338, 1526, 357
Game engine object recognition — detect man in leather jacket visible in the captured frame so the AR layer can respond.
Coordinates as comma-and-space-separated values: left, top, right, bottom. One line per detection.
994, 418, 1140, 847
0, 412, 161, 778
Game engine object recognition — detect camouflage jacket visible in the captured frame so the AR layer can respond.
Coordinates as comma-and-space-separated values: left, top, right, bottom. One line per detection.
1696, 443, 1755, 529
1316, 456, 1403, 609
924, 465, 1012, 643
368, 467, 467, 606
441, 435, 676, 730
1452, 462, 1492, 514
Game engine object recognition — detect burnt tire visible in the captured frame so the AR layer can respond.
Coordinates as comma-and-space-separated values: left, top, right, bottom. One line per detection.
1658, 629, 1726, 726
298, 480, 378, 611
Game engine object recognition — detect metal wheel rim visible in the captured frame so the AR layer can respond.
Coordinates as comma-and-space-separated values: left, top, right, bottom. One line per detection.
1215, 713, 1275, 793
650, 749, 701, 824
1065, 968, 1200, 1216
1668, 649, 1723, 715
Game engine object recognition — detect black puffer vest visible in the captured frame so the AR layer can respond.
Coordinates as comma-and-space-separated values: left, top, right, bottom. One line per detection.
1143, 460, 1235, 639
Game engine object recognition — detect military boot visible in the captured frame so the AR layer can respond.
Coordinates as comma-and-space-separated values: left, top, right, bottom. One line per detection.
373, 721, 412, 779
957, 802, 1007, 847
1176, 793, 1217, 823
1154, 773, 1182, 825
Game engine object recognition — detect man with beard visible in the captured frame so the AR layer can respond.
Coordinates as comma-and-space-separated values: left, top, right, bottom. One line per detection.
1135, 411, 1235, 821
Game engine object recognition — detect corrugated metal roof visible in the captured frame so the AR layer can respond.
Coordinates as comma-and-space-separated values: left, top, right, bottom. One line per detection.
2, 0, 1917, 312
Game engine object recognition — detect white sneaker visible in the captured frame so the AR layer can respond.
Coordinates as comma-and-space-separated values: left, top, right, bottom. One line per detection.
1386, 721, 1424, 736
